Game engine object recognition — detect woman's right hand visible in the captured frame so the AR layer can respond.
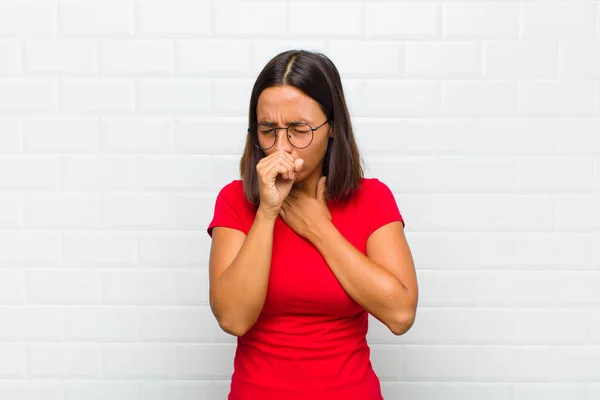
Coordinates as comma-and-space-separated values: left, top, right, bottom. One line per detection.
256, 150, 304, 217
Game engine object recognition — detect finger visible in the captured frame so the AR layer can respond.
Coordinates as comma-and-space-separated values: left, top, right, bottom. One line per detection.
266, 161, 294, 182
262, 156, 295, 182
294, 158, 304, 173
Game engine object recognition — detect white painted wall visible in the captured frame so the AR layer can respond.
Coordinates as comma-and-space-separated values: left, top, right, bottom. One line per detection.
0, 0, 599, 399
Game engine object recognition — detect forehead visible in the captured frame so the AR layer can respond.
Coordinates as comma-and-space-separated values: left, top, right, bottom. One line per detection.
256, 85, 321, 120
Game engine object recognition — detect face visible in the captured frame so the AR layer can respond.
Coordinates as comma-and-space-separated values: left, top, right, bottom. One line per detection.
255, 85, 332, 182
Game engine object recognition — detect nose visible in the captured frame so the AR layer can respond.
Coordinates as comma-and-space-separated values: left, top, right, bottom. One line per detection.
274, 128, 293, 153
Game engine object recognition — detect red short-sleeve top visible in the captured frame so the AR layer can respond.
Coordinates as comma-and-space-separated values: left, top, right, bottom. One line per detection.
208, 178, 405, 400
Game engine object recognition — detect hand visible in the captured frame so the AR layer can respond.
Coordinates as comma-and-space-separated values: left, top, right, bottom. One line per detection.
279, 176, 332, 240
256, 150, 304, 217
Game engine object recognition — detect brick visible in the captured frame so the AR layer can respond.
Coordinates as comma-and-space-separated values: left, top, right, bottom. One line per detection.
484, 42, 557, 78
23, 194, 101, 229
381, 382, 512, 400
0, 0, 56, 37
403, 345, 478, 379
364, 80, 440, 117
516, 233, 594, 268
516, 157, 593, 194
176, 268, 210, 306
103, 344, 176, 378
522, 1, 598, 39
23, 117, 98, 153
0, 40, 21, 75
174, 193, 219, 230
102, 270, 178, 305
60, 155, 135, 191
215, 1, 287, 37
329, 41, 403, 77
518, 81, 595, 116
176, 344, 235, 379
290, 2, 362, 37
478, 270, 553, 306
366, 2, 440, 38
0, 231, 61, 267
0, 270, 23, 304
0, 155, 58, 189
138, 231, 209, 266
554, 120, 600, 155
174, 117, 246, 154
555, 271, 600, 305
513, 383, 589, 400
24, 40, 97, 75
212, 79, 255, 115
0, 344, 26, 377
556, 196, 600, 230
62, 231, 136, 267
442, 81, 517, 116
443, 3, 519, 39
0, 306, 62, 341
514, 309, 589, 344
60, 79, 134, 113
553, 346, 600, 381
0, 382, 63, 400
135, 79, 210, 114
0, 117, 21, 153
0, 79, 58, 113
102, 193, 176, 229
406, 41, 480, 78
475, 346, 552, 381
0, 195, 21, 229
136, 155, 212, 191
65, 306, 138, 341
59, 0, 133, 36
139, 306, 221, 342
100, 40, 172, 76
370, 345, 402, 380
479, 119, 556, 156
136, 0, 209, 37
27, 270, 102, 304
100, 117, 174, 153
65, 381, 138, 400
28, 344, 101, 378
176, 39, 251, 76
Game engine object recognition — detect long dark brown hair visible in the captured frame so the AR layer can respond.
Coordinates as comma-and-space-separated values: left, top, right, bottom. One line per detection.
240, 50, 363, 206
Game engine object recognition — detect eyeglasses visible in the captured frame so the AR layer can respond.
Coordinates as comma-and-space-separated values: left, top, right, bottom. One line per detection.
248, 120, 330, 150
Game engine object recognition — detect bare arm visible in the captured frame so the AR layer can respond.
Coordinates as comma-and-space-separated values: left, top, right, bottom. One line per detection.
308, 220, 418, 336
209, 209, 277, 337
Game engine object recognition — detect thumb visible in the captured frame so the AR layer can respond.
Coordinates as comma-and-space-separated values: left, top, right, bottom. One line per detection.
317, 176, 327, 202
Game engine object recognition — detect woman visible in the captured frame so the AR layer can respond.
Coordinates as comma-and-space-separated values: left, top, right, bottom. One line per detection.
207, 50, 418, 400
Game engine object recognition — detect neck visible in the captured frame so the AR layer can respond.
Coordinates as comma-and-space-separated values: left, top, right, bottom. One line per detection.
293, 171, 322, 199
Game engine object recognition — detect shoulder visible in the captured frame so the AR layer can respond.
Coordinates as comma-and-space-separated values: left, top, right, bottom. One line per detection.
215, 179, 255, 214
356, 177, 392, 201
217, 179, 244, 199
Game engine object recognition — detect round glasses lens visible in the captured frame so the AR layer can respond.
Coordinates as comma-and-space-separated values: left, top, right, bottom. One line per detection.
255, 124, 276, 149
288, 123, 313, 148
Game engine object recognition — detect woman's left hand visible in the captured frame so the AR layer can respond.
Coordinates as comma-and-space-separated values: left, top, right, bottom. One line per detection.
279, 176, 332, 241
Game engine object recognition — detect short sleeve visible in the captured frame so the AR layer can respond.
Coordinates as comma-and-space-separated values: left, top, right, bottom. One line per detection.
367, 179, 405, 236
207, 182, 245, 238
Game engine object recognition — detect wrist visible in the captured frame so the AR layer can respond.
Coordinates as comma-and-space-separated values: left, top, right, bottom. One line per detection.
256, 206, 279, 222
307, 218, 335, 245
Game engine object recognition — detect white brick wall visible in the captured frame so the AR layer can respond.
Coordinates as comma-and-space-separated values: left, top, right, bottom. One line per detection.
1, 1, 599, 399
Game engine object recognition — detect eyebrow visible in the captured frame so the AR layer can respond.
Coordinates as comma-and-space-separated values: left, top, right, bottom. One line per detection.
257, 119, 308, 126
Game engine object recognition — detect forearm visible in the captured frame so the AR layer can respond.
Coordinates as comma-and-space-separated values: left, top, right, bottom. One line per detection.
211, 210, 277, 336
308, 222, 414, 335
